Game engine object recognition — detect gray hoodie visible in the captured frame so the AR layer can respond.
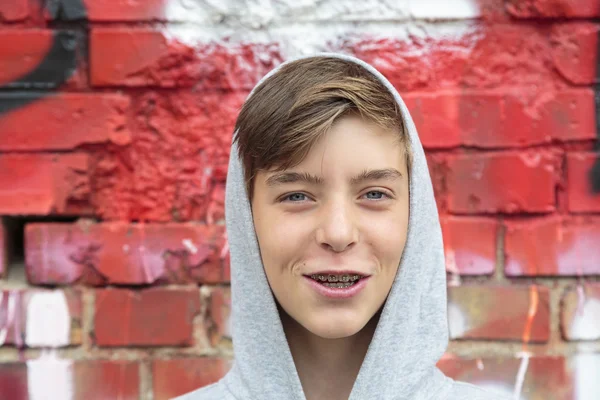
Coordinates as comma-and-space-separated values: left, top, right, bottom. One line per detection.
176, 53, 509, 400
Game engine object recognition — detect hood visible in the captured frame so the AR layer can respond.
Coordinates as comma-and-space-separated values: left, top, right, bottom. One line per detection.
222, 52, 450, 400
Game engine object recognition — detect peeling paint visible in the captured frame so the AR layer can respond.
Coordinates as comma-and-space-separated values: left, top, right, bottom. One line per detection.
182, 238, 198, 254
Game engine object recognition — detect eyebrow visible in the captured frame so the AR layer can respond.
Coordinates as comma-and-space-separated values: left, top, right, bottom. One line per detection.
265, 168, 403, 187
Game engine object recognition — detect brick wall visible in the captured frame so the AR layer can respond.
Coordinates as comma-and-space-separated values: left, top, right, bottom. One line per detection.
0, 0, 598, 399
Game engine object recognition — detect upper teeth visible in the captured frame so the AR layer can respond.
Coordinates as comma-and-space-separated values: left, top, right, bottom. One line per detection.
310, 274, 360, 282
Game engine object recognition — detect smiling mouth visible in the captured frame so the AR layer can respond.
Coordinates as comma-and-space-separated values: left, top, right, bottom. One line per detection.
308, 274, 363, 288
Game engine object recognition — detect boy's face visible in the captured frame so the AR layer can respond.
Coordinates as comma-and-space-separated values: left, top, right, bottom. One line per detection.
251, 114, 409, 339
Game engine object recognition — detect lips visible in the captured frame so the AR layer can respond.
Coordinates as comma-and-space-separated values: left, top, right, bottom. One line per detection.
303, 271, 371, 299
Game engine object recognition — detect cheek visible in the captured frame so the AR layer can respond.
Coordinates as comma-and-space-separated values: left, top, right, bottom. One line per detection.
254, 213, 311, 272
363, 212, 408, 267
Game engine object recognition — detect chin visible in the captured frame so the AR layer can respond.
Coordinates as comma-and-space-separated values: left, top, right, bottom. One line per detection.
304, 314, 369, 339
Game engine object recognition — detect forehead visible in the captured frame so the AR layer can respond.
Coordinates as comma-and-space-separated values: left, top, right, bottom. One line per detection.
298, 115, 405, 168
260, 115, 408, 184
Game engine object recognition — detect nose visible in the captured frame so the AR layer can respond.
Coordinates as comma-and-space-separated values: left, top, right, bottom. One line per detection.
315, 197, 358, 253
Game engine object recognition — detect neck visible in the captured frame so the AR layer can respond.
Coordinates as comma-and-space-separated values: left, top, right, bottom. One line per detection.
280, 309, 379, 400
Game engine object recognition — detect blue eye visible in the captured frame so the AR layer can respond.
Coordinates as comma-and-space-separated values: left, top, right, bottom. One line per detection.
364, 191, 387, 200
283, 193, 307, 202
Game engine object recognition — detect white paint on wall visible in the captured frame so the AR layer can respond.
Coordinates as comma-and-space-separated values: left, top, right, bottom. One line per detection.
409, 0, 481, 19
162, 0, 482, 58
475, 382, 519, 399
569, 298, 600, 340
164, 0, 481, 24
447, 302, 469, 338
27, 350, 74, 400
572, 353, 600, 400
25, 291, 71, 347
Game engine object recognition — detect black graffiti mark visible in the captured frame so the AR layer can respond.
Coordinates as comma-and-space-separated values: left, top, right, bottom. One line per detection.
0, 31, 78, 114
45, 0, 87, 20
591, 30, 600, 194
0, 0, 86, 115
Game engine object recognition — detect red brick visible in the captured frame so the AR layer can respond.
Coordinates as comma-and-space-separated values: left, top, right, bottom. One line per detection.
348, 25, 560, 92
440, 217, 497, 275
90, 28, 282, 89
0, 30, 85, 89
93, 91, 244, 222
94, 288, 200, 346
0, 289, 82, 348
0, 93, 130, 151
406, 90, 594, 149
0, 30, 53, 87
437, 356, 573, 399
85, 0, 165, 21
447, 285, 550, 342
446, 152, 559, 214
0, 363, 28, 399
0, 154, 91, 215
153, 358, 230, 400
0, 360, 139, 400
0, 219, 6, 278
548, 90, 597, 142
551, 23, 599, 85
207, 287, 231, 346
561, 283, 600, 341
0, 1, 29, 21
25, 222, 228, 285
507, 0, 600, 18
505, 216, 600, 276
72, 360, 140, 399
567, 152, 600, 213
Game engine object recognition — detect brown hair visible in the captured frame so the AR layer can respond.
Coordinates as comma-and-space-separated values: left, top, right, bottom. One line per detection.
233, 56, 412, 198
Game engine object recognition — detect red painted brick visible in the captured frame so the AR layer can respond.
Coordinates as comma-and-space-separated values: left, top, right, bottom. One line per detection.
561, 283, 600, 340
0, 289, 82, 348
0, 30, 85, 89
446, 152, 559, 214
85, 0, 165, 21
405, 90, 594, 149
567, 152, 600, 213
0, 93, 130, 151
0, 219, 6, 278
207, 287, 231, 346
552, 23, 599, 85
507, 0, 600, 18
348, 25, 560, 92
447, 285, 550, 342
0, 154, 91, 215
90, 28, 282, 89
0, 363, 28, 400
0, 360, 139, 400
25, 222, 228, 285
0, 1, 29, 21
440, 216, 497, 275
505, 216, 600, 276
0, 30, 54, 87
94, 288, 200, 346
72, 360, 140, 399
153, 358, 230, 400
546, 90, 597, 142
438, 356, 573, 399
93, 91, 245, 222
